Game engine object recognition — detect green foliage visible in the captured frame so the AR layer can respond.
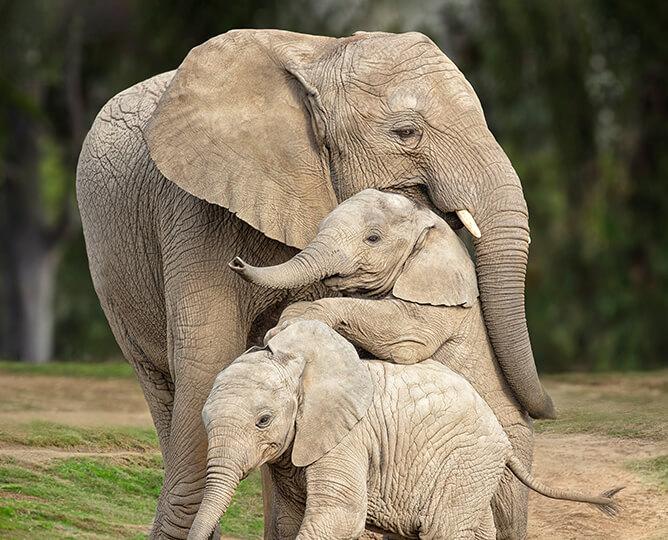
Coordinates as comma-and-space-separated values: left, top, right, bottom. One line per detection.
444, 0, 668, 372
1, 1, 667, 370
0, 456, 263, 539
36, 136, 69, 225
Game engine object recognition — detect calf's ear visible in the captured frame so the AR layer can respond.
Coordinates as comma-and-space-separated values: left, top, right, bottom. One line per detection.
393, 220, 479, 308
267, 320, 373, 467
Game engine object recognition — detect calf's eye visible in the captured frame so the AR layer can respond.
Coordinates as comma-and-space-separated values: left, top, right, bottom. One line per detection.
365, 234, 381, 244
256, 414, 272, 428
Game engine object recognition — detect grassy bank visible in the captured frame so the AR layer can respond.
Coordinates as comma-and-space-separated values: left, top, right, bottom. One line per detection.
0, 421, 158, 451
0, 454, 263, 539
0, 360, 134, 379
0, 360, 264, 539
534, 370, 668, 441
0, 455, 163, 539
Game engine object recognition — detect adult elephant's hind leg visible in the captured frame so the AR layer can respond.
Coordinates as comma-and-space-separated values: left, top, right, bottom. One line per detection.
491, 421, 533, 540
130, 358, 175, 536
101, 308, 176, 537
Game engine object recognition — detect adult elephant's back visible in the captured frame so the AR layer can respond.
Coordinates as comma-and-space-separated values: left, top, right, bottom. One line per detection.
76, 72, 177, 375
76, 71, 294, 538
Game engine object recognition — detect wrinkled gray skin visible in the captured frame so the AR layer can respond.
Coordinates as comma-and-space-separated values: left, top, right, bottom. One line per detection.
231, 189, 532, 537
77, 29, 553, 538
190, 321, 618, 540
195, 320, 508, 540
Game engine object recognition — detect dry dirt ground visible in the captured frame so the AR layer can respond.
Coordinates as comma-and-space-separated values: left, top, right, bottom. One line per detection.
529, 434, 667, 539
0, 370, 666, 539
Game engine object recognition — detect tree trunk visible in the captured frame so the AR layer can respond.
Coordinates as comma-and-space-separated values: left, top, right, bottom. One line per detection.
0, 76, 70, 363
12, 229, 61, 364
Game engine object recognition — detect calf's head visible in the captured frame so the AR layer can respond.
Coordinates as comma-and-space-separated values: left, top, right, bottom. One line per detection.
189, 321, 373, 539
230, 189, 479, 307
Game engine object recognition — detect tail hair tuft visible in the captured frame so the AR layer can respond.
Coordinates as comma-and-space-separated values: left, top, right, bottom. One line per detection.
592, 486, 624, 517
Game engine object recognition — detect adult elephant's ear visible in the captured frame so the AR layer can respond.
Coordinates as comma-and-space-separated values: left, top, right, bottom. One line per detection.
266, 320, 373, 467
146, 30, 338, 249
393, 218, 479, 307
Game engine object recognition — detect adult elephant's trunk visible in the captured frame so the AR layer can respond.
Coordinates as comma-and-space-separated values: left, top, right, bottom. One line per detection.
188, 455, 241, 540
431, 143, 556, 420
471, 164, 555, 420
229, 240, 341, 289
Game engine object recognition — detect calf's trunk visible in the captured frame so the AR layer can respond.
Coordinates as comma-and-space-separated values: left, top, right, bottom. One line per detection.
188, 460, 241, 540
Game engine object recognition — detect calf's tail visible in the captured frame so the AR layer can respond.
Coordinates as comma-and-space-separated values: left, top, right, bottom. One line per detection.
507, 455, 623, 517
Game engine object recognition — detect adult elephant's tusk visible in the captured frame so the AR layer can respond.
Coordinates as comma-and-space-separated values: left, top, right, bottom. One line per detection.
456, 209, 482, 239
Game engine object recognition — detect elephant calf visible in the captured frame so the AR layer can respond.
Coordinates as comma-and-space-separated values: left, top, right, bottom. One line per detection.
230, 188, 537, 536
190, 321, 619, 540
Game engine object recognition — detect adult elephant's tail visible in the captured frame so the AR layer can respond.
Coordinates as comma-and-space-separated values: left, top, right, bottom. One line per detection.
507, 456, 623, 516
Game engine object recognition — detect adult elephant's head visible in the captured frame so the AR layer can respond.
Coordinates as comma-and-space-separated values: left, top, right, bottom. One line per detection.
146, 29, 555, 419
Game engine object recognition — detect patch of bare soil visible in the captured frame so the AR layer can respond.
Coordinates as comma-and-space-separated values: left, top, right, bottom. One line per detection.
0, 373, 152, 428
0, 446, 159, 466
529, 433, 668, 540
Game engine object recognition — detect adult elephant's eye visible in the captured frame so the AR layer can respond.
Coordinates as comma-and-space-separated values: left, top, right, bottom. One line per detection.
256, 414, 272, 429
393, 127, 416, 139
365, 233, 381, 245
391, 124, 422, 148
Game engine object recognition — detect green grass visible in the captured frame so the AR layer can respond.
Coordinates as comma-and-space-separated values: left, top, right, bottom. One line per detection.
627, 455, 668, 491
535, 370, 668, 441
544, 369, 668, 392
0, 421, 159, 451
0, 455, 163, 539
534, 406, 667, 440
0, 456, 263, 539
0, 360, 134, 379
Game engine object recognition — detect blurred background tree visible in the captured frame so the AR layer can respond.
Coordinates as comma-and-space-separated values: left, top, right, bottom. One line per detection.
442, 0, 668, 371
0, 0, 665, 371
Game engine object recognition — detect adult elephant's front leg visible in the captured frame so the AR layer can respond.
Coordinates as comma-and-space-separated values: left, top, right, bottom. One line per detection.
154, 292, 250, 539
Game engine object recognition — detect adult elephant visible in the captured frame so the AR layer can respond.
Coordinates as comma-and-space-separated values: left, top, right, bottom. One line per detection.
77, 29, 554, 539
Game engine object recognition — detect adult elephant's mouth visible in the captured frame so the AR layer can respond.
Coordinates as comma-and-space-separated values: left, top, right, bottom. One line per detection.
383, 183, 466, 233
444, 211, 464, 231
